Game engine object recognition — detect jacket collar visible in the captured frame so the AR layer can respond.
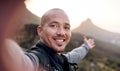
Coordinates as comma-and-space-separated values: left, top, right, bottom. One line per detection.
36, 41, 57, 56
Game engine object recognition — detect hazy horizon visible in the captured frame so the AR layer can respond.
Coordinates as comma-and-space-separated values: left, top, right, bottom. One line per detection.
25, 0, 120, 33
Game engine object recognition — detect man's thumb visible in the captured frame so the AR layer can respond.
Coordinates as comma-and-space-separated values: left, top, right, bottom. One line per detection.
83, 36, 87, 42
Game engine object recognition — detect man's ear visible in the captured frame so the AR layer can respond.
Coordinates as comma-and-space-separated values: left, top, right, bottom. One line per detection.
37, 26, 42, 36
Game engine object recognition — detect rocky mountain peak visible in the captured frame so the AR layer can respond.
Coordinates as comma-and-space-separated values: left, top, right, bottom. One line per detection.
72, 18, 120, 46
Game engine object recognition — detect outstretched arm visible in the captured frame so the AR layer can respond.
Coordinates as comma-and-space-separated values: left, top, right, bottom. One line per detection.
64, 36, 95, 63
0, 39, 35, 71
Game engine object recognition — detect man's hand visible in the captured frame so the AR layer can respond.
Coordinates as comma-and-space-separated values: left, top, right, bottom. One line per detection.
83, 36, 95, 49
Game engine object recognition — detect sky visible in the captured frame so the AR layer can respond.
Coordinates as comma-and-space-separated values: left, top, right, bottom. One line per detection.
25, 0, 120, 33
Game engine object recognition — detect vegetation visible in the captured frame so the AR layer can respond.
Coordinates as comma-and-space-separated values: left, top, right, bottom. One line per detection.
16, 24, 120, 71
16, 23, 39, 49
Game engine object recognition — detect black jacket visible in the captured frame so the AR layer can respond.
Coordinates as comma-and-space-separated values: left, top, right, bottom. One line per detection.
26, 41, 74, 71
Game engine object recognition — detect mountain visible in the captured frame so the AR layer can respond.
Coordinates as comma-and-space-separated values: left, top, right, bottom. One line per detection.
13, 4, 41, 29
13, 4, 40, 34
72, 18, 120, 57
12, 4, 41, 46
73, 18, 120, 46
19, 7, 41, 25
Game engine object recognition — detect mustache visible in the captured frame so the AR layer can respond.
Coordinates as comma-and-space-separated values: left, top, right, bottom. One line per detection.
53, 36, 66, 39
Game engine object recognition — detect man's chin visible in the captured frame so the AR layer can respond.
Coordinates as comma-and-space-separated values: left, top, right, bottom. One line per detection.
54, 47, 65, 53
56, 50, 64, 53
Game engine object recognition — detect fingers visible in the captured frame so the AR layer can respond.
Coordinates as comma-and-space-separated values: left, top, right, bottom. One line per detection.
88, 39, 94, 45
83, 36, 95, 49
88, 39, 95, 48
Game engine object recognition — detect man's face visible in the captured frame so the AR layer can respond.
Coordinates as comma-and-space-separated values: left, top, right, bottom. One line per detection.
37, 11, 71, 53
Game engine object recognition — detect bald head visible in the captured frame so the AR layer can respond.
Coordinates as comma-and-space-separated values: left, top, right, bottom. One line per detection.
40, 8, 69, 26
37, 8, 71, 53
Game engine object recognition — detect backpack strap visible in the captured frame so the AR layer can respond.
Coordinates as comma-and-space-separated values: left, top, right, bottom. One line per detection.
61, 54, 78, 71
69, 63, 78, 71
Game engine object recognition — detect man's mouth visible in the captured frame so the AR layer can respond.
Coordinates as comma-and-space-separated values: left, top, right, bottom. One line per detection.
52, 36, 66, 46
56, 39, 65, 42
53, 37, 66, 46
55, 39, 65, 46
53, 36, 65, 42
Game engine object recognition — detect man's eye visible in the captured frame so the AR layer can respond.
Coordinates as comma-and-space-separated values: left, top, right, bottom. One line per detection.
50, 24, 57, 28
64, 26, 70, 30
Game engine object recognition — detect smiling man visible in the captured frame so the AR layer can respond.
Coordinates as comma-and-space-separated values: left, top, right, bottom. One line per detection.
37, 9, 71, 53
25, 8, 95, 71
1, 8, 95, 71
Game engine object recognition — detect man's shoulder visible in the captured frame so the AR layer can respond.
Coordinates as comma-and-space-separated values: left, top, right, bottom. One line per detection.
26, 46, 50, 67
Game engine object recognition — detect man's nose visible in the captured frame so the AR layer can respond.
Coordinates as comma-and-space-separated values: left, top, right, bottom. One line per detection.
57, 28, 65, 36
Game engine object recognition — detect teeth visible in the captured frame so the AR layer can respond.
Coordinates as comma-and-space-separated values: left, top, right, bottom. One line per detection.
56, 40, 64, 42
